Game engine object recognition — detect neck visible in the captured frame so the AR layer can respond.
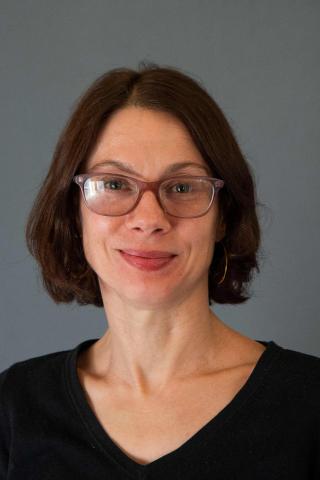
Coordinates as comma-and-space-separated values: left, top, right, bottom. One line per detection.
83, 289, 230, 397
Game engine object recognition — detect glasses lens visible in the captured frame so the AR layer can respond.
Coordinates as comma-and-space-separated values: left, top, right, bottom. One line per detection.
83, 174, 138, 215
160, 177, 214, 218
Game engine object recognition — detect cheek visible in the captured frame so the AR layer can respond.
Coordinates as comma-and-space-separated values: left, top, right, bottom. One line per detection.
80, 209, 109, 260
191, 218, 217, 263
80, 208, 124, 266
193, 214, 216, 243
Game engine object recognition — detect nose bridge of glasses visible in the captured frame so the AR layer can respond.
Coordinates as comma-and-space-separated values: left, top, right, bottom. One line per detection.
135, 178, 164, 210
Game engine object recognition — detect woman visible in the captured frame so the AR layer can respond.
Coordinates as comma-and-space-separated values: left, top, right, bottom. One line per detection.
0, 62, 319, 479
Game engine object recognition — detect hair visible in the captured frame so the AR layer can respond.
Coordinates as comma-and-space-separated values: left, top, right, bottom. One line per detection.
26, 61, 266, 307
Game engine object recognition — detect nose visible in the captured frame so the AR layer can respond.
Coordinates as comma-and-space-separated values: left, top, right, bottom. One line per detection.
125, 190, 172, 233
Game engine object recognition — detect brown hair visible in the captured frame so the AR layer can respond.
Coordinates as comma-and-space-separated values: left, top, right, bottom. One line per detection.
26, 61, 265, 307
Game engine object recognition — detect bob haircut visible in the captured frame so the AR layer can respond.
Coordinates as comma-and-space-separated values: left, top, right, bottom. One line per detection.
26, 61, 264, 307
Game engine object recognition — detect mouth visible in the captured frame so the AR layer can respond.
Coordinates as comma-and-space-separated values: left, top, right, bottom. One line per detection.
118, 249, 178, 271
119, 249, 177, 259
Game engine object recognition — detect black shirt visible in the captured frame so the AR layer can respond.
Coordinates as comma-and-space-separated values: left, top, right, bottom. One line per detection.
0, 338, 319, 479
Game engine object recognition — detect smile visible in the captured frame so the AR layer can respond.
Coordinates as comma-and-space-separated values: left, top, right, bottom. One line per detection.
119, 250, 177, 271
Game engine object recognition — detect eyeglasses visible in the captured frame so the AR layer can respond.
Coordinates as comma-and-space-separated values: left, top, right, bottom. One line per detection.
73, 172, 224, 218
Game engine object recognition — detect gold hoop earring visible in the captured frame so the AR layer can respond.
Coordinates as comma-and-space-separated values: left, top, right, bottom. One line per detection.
217, 243, 228, 285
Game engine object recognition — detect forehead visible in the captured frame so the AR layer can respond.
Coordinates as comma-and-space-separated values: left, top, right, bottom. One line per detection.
86, 107, 210, 173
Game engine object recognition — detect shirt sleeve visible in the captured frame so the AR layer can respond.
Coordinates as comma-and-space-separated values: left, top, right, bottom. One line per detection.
0, 367, 11, 480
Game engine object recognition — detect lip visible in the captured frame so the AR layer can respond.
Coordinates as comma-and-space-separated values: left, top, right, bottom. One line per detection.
119, 249, 177, 259
119, 250, 177, 271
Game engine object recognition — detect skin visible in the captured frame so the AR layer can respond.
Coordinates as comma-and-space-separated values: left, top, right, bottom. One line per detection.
78, 106, 265, 399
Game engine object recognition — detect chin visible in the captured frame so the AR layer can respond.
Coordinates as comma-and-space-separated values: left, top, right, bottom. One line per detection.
100, 278, 180, 308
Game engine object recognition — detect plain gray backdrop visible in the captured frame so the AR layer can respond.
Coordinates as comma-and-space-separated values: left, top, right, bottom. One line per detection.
1, 0, 319, 371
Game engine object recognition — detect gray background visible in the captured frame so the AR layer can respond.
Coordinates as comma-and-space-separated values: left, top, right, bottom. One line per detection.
1, 0, 319, 370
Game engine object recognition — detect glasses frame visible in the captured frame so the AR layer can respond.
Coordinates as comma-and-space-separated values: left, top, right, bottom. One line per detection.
73, 172, 225, 218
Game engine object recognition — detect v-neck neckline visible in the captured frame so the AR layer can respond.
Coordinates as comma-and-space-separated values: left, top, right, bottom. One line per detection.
65, 337, 283, 477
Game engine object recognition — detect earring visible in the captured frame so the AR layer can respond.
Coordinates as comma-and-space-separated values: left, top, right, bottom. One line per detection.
217, 243, 228, 285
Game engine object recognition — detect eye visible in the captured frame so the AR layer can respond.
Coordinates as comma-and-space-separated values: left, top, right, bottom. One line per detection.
104, 178, 125, 190
165, 181, 193, 194
100, 175, 136, 192
172, 182, 192, 193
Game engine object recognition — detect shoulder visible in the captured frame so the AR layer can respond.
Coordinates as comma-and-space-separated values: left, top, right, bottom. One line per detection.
0, 345, 72, 377
0, 346, 73, 407
277, 343, 320, 378
267, 342, 320, 410
0, 346, 74, 455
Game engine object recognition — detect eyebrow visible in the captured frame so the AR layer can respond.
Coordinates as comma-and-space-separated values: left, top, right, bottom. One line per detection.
88, 160, 211, 177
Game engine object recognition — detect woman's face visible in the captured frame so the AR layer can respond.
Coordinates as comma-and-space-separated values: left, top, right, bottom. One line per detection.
80, 106, 225, 308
